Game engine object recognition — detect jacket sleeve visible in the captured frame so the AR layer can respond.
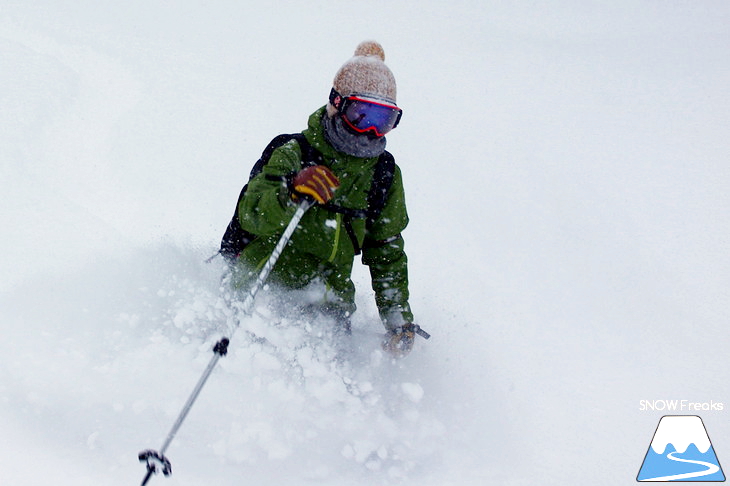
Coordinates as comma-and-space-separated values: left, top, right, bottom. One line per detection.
362, 165, 414, 329
238, 141, 301, 236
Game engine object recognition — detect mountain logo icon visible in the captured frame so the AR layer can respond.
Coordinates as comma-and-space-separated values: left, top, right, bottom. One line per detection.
637, 415, 725, 482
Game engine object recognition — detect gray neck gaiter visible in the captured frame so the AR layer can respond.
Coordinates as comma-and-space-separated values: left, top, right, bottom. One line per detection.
323, 113, 387, 159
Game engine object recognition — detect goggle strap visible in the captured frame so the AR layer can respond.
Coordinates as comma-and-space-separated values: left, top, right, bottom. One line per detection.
329, 88, 343, 110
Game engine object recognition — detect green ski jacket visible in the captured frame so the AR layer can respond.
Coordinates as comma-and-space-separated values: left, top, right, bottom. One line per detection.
232, 107, 413, 329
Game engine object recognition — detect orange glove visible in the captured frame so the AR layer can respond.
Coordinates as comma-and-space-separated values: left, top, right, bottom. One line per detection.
292, 166, 340, 204
382, 325, 416, 358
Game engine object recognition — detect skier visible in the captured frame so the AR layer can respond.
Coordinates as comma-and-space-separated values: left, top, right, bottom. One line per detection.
228, 40, 420, 357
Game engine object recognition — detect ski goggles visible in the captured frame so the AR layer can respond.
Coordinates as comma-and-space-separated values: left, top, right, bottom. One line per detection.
329, 88, 402, 137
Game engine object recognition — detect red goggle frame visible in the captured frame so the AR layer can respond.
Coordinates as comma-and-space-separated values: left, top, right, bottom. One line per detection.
329, 88, 402, 137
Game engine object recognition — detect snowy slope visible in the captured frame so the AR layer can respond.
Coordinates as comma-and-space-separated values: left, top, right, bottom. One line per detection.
1, 2, 729, 485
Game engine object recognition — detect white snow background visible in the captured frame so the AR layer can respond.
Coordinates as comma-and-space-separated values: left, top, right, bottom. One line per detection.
1, 2, 729, 485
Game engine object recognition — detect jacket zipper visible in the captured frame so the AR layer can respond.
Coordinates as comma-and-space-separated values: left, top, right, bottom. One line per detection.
327, 213, 342, 263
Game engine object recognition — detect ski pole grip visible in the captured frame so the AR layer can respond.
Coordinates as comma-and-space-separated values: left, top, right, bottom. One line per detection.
404, 323, 430, 340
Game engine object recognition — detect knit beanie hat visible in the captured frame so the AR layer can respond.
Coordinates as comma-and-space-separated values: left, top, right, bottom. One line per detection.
322, 41, 397, 157
331, 41, 397, 106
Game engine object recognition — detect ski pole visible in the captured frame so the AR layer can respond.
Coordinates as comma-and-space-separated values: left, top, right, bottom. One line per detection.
138, 199, 312, 485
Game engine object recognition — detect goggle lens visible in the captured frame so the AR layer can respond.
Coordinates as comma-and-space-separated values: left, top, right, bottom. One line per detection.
341, 97, 402, 137
330, 89, 402, 137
